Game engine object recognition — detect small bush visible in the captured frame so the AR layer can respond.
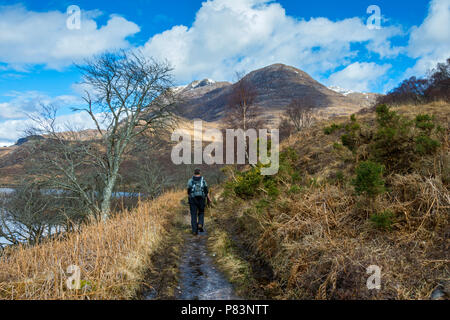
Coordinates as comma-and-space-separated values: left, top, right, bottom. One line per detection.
324, 124, 342, 135
414, 114, 441, 155
370, 105, 441, 171
281, 147, 299, 163
255, 199, 270, 214
341, 133, 357, 152
232, 148, 302, 200
352, 161, 386, 199
376, 104, 399, 127
288, 185, 302, 195
370, 210, 394, 230
345, 122, 361, 132
264, 178, 280, 199
335, 171, 345, 184
333, 142, 344, 150
291, 171, 302, 183
275, 148, 302, 185
234, 168, 263, 199
415, 135, 441, 155
340, 115, 362, 152
415, 114, 435, 132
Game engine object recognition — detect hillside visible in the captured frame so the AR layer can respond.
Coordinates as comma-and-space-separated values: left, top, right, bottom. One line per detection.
0, 131, 104, 186
175, 64, 378, 123
0, 117, 225, 187
208, 101, 449, 299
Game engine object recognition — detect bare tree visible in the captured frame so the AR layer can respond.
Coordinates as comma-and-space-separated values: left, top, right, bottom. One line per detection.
132, 160, 169, 200
27, 50, 176, 221
426, 58, 450, 102
0, 182, 57, 245
224, 72, 265, 165
285, 97, 316, 132
278, 118, 295, 141
377, 76, 428, 105
24, 108, 108, 221
225, 72, 262, 131
376, 58, 450, 106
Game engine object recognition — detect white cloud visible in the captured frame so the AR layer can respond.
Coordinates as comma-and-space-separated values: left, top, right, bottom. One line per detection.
0, 102, 23, 120
407, 0, 450, 75
0, 141, 14, 147
0, 91, 82, 120
0, 4, 140, 70
0, 118, 31, 144
0, 110, 104, 145
141, 0, 403, 84
328, 62, 391, 92
0, 91, 89, 144
2, 0, 447, 97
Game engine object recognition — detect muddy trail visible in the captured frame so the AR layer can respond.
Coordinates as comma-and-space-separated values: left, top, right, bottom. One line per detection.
143, 210, 239, 300
176, 229, 239, 300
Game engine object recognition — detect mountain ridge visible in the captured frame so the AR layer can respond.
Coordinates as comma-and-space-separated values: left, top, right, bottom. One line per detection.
174, 63, 380, 122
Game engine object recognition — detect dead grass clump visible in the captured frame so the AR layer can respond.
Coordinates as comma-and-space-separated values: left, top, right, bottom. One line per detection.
0, 191, 184, 300
388, 174, 449, 233
217, 180, 448, 299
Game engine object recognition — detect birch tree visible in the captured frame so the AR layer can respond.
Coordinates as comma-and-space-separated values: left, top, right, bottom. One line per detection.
27, 50, 176, 221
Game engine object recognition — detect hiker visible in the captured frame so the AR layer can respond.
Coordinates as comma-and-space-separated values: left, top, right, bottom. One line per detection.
187, 169, 210, 236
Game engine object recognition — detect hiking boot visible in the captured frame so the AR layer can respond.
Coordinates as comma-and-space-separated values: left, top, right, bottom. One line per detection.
198, 224, 204, 232
192, 231, 198, 236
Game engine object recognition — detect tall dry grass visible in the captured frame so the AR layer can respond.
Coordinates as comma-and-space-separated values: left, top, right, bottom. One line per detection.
0, 190, 184, 300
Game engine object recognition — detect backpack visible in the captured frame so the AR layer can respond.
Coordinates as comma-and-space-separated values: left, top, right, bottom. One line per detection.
190, 177, 206, 198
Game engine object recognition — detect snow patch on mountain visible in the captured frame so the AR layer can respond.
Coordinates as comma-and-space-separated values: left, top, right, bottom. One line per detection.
172, 85, 188, 93
172, 79, 218, 94
188, 79, 216, 89
328, 86, 357, 96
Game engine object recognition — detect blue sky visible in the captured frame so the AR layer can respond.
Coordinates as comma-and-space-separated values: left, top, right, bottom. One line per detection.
0, 0, 449, 145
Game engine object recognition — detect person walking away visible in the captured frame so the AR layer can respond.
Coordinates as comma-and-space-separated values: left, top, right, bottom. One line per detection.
187, 169, 210, 235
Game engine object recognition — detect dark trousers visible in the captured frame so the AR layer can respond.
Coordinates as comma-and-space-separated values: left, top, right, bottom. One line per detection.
189, 196, 205, 233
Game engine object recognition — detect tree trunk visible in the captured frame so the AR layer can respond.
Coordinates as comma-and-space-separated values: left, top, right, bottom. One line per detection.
100, 173, 118, 221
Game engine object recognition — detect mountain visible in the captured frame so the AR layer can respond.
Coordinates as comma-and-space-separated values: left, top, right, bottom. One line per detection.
174, 79, 233, 121
174, 63, 380, 123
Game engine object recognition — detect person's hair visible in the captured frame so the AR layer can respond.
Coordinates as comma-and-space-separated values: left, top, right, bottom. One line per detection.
194, 168, 201, 175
